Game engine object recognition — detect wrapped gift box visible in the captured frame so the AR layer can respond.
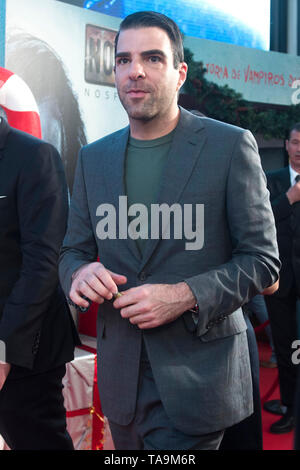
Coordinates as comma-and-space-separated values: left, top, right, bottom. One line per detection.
64, 335, 105, 450
0, 435, 9, 450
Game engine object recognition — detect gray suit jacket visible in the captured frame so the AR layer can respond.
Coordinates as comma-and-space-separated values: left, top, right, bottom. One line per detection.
59, 107, 280, 434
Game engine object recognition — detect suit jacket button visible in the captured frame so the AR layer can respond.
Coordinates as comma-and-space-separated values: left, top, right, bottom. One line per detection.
139, 271, 147, 281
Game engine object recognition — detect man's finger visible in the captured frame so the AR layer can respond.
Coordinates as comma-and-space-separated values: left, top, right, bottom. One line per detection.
107, 270, 127, 286
95, 266, 126, 294
78, 281, 107, 303
69, 290, 91, 308
82, 273, 115, 300
137, 321, 160, 330
120, 302, 149, 319
113, 286, 148, 309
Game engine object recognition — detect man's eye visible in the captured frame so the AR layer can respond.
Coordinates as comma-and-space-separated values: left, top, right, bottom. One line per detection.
117, 58, 129, 65
148, 56, 161, 63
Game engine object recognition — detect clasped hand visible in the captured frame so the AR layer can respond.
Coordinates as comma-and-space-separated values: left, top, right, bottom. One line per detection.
113, 282, 195, 329
69, 262, 195, 329
287, 180, 300, 205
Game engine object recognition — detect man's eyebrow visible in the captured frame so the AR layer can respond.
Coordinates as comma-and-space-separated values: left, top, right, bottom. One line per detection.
115, 51, 130, 59
141, 49, 167, 58
115, 49, 167, 59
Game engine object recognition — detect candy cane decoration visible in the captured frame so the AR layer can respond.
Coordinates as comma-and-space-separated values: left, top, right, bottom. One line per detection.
0, 66, 42, 138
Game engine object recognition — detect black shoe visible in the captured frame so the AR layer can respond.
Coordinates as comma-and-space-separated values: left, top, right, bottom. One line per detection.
263, 399, 287, 416
269, 413, 294, 434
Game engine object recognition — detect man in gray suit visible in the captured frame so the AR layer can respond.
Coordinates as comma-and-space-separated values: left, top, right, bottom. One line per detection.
59, 11, 280, 450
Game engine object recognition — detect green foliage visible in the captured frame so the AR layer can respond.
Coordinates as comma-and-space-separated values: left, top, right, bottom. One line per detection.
184, 48, 300, 140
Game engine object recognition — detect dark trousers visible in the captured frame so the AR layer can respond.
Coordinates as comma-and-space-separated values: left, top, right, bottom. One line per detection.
220, 313, 262, 450
0, 364, 74, 450
108, 342, 224, 450
265, 292, 299, 408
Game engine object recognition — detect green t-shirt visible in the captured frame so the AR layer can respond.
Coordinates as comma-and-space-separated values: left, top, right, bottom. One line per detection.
125, 130, 175, 255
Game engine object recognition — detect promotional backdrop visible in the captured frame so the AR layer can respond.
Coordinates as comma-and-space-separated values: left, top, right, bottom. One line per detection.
3, 0, 300, 192
84, 0, 271, 50
184, 35, 300, 107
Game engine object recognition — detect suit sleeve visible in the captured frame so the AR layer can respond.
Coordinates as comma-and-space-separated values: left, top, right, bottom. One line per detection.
185, 130, 281, 337
0, 142, 69, 369
59, 148, 98, 298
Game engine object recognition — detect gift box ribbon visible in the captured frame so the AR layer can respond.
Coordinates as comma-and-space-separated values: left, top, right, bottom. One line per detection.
66, 344, 104, 450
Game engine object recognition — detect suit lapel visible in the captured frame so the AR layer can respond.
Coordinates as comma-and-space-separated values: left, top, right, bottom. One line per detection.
280, 167, 291, 192
139, 107, 206, 270
104, 126, 128, 205
103, 125, 141, 261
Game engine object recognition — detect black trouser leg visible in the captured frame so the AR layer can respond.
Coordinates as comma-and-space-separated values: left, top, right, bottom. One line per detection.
265, 294, 299, 409
0, 364, 74, 450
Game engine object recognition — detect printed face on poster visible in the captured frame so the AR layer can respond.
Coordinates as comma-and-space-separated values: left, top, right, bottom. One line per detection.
5, 0, 128, 192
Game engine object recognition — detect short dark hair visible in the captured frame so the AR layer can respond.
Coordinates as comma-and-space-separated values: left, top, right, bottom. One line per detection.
287, 122, 300, 140
115, 11, 184, 69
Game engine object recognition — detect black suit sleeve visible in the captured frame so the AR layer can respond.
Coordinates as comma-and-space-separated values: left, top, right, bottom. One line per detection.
0, 141, 69, 369
267, 177, 292, 223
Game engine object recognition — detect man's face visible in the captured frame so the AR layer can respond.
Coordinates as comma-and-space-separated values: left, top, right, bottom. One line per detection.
286, 130, 300, 171
114, 27, 187, 122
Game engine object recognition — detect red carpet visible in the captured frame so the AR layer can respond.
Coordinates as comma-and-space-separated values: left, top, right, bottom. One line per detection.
259, 341, 295, 450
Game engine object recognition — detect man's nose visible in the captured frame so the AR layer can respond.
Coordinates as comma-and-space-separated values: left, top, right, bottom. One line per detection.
129, 60, 146, 80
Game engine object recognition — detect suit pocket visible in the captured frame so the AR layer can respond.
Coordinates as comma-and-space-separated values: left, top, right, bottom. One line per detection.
198, 308, 247, 342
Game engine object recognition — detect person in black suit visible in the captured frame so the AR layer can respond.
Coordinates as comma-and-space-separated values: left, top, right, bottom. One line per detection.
0, 117, 80, 449
263, 122, 300, 434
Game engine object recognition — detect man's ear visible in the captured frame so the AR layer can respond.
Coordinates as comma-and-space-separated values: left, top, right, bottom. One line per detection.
285, 139, 290, 153
177, 62, 188, 91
